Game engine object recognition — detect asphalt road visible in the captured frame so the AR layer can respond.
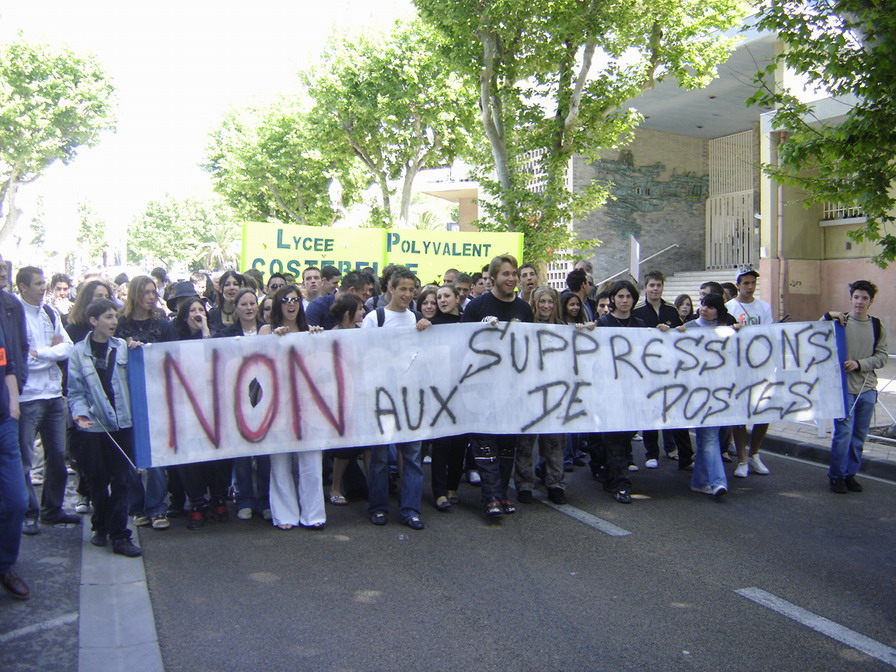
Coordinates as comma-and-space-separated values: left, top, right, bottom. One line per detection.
140, 451, 896, 672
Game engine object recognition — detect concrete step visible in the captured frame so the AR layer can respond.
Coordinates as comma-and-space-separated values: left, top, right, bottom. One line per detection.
661, 269, 753, 304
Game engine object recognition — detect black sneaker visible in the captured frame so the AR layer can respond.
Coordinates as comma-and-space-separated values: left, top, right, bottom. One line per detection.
402, 516, 425, 531
40, 512, 81, 526
844, 476, 863, 492
830, 478, 848, 494
517, 490, 534, 504
614, 490, 633, 504
90, 532, 107, 547
112, 539, 143, 557
547, 487, 567, 505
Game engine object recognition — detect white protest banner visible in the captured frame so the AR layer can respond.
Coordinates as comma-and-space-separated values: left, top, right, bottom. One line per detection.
128, 321, 847, 467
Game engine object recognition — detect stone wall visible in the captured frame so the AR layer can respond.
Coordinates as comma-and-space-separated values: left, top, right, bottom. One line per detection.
571, 128, 708, 282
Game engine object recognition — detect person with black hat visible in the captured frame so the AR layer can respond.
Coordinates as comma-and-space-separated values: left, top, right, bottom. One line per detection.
165, 281, 200, 317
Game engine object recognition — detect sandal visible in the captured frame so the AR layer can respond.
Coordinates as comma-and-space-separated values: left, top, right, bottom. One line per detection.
302, 522, 326, 530
435, 496, 451, 511
277, 523, 295, 530
447, 491, 459, 504
329, 494, 348, 505
485, 500, 503, 516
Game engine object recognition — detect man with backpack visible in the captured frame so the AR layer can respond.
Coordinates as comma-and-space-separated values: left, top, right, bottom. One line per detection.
823, 280, 888, 494
15, 266, 78, 536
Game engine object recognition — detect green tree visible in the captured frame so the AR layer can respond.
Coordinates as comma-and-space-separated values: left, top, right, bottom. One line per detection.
748, 0, 896, 266
304, 21, 479, 227
0, 38, 116, 246
414, 0, 744, 261
129, 196, 239, 270
77, 201, 108, 266
204, 97, 364, 227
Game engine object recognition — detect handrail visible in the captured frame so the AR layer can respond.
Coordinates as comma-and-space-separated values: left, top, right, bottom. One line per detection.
595, 244, 679, 286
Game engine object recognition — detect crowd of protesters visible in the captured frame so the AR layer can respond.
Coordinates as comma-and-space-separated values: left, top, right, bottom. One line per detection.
0, 251, 885, 601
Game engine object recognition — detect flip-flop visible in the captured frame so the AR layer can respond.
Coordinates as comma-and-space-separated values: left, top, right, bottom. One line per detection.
329, 495, 348, 505
277, 523, 295, 530
302, 522, 326, 530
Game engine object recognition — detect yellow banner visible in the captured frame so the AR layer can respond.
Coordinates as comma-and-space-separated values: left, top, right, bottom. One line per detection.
241, 222, 524, 283
385, 229, 524, 283
241, 223, 386, 278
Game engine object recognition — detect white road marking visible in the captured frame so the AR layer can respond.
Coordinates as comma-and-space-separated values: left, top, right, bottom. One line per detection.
533, 491, 632, 537
736, 587, 896, 667
0, 612, 78, 644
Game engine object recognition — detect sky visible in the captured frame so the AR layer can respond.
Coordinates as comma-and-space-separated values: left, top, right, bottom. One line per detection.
1, 0, 415, 262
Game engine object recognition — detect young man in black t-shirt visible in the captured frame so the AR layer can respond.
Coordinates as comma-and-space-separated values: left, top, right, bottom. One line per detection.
462, 255, 533, 514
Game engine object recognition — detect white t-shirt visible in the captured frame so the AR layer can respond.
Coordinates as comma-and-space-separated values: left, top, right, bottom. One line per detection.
725, 297, 773, 326
361, 307, 418, 329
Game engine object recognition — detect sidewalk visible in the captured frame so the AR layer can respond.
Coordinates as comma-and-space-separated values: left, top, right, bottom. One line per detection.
761, 357, 896, 482
0, 481, 163, 672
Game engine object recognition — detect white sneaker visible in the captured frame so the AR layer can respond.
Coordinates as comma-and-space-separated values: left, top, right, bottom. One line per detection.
237, 507, 253, 520
712, 485, 728, 497
261, 508, 272, 521
645, 459, 659, 469
466, 470, 481, 485
75, 497, 90, 514
734, 462, 749, 478
691, 485, 714, 495
628, 464, 639, 472
748, 455, 769, 475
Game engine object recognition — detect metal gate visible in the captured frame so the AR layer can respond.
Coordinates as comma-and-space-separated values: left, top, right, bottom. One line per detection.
705, 131, 756, 270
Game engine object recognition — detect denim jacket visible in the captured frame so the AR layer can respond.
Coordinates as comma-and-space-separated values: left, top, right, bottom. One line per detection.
67, 336, 133, 432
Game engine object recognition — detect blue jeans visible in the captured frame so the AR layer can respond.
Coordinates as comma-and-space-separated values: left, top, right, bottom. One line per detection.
233, 455, 270, 512
829, 390, 877, 479
692, 427, 728, 491
18, 396, 69, 521
368, 442, 422, 521
0, 416, 27, 573
128, 465, 169, 517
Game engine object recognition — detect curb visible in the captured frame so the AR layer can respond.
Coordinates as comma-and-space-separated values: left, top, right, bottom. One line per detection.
761, 433, 896, 483
78, 523, 164, 672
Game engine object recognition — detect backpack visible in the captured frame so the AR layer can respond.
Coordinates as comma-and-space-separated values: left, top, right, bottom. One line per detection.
871, 316, 882, 351
375, 307, 423, 327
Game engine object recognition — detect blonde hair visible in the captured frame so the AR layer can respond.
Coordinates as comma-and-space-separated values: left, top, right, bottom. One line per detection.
529, 286, 562, 324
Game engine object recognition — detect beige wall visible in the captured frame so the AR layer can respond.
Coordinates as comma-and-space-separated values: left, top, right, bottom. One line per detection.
822, 222, 880, 259
760, 256, 896, 342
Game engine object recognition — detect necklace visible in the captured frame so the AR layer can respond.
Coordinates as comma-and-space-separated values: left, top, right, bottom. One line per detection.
612, 314, 632, 327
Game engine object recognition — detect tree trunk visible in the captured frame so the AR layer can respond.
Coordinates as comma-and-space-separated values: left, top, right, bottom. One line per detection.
477, 28, 515, 225
378, 175, 392, 222
0, 177, 22, 250
399, 164, 416, 227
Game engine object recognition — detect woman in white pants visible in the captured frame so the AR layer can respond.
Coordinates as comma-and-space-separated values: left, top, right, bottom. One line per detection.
259, 285, 326, 530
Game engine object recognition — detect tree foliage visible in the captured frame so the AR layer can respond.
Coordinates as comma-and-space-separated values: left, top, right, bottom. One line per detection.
77, 202, 108, 267
128, 196, 239, 271
204, 98, 365, 227
749, 0, 896, 266
304, 21, 479, 227
0, 38, 116, 244
414, 0, 745, 262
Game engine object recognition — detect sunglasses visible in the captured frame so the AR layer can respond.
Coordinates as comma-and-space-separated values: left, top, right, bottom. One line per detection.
269, 283, 285, 290
280, 296, 301, 304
